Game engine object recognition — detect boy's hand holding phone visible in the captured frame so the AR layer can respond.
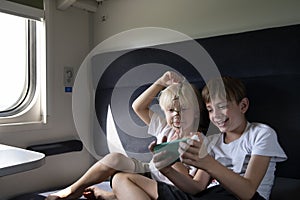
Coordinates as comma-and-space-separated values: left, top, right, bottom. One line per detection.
149, 136, 183, 170
150, 134, 200, 170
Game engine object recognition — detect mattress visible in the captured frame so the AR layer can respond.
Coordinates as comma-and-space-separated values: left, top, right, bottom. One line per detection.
10, 181, 112, 200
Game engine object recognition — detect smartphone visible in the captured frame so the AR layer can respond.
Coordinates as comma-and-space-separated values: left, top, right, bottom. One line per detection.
153, 138, 188, 154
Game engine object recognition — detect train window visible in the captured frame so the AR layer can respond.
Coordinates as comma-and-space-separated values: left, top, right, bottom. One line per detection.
0, 12, 29, 113
0, 2, 46, 125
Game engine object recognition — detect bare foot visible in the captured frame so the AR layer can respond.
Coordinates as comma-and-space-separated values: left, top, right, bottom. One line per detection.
45, 187, 84, 200
83, 186, 116, 200
44, 194, 60, 200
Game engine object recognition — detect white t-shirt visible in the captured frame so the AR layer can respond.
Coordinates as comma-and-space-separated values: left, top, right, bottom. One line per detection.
147, 112, 197, 185
206, 122, 287, 200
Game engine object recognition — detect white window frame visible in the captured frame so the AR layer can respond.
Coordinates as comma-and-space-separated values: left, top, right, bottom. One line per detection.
0, 1, 46, 126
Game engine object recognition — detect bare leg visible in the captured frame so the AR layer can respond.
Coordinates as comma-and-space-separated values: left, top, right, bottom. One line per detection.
112, 172, 158, 200
45, 153, 136, 200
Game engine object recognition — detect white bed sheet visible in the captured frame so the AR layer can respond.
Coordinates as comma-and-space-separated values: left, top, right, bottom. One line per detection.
39, 181, 112, 199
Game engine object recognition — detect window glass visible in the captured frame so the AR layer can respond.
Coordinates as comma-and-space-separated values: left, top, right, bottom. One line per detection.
0, 12, 27, 112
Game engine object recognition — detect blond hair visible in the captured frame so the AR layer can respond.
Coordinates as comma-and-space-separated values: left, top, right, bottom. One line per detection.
159, 81, 199, 113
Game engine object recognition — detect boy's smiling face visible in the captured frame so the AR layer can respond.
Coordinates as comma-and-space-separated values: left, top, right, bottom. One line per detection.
206, 97, 248, 134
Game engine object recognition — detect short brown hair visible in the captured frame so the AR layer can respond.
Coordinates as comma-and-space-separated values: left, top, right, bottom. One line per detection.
202, 76, 247, 104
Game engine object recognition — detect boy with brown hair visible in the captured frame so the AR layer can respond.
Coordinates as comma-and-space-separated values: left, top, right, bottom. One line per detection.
112, 76, 287, 200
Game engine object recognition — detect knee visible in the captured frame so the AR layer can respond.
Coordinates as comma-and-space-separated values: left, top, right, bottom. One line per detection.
111, 172, 131, 194
112, 172, 124, 186
101, 152, 127, 168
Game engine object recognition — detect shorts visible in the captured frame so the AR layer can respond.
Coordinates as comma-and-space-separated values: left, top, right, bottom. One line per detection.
157, 181, 266, 200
